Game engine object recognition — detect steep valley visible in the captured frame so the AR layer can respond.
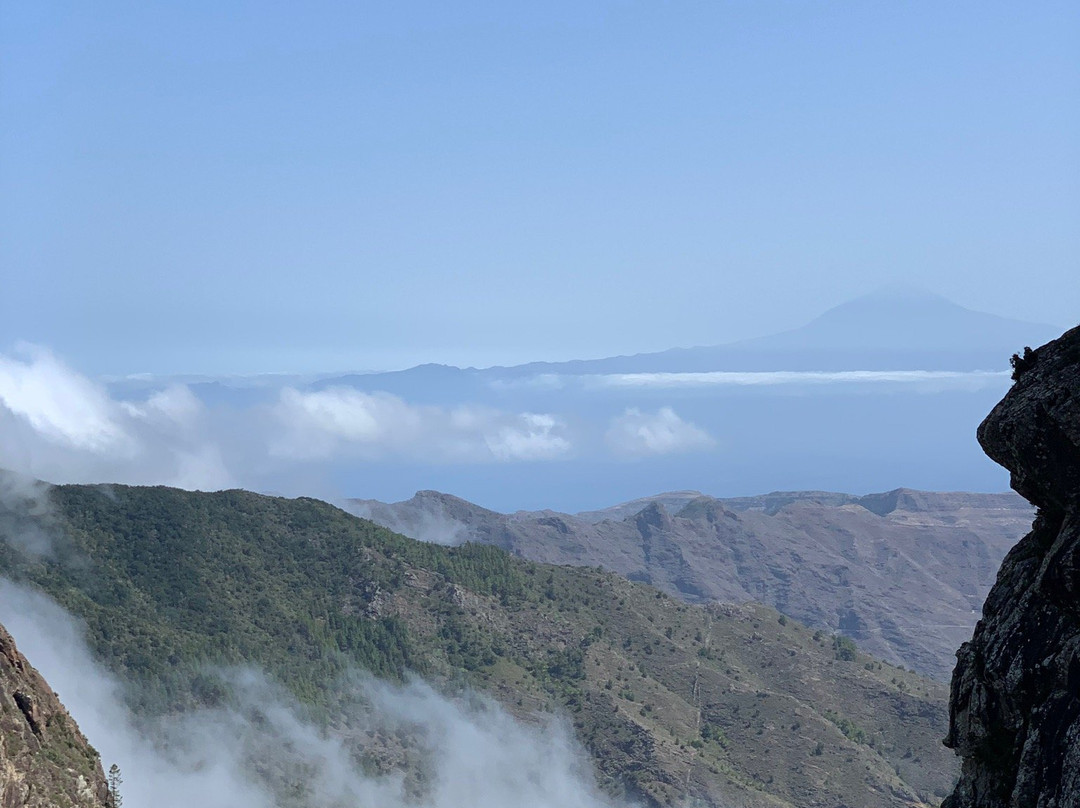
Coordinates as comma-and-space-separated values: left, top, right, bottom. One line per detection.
353, 488, 1031, 680
0, 480, 956, 807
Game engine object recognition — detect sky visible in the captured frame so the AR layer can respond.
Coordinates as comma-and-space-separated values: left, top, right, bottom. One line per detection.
2, 1, 1077, 376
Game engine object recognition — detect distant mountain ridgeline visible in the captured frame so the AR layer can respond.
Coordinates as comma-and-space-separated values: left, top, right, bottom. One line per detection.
111, 289, 1057, 415
352, 487, 1032, 681
308, 290, 1059, 397
88, 290, 1058, 513
0, 478, 956, 808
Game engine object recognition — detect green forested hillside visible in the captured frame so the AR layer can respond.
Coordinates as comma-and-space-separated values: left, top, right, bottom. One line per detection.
0, 482, 957, 808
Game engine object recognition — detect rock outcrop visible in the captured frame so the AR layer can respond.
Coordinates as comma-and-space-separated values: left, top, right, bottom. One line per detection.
945, 325, 1080, 807
1, 621, 111, 808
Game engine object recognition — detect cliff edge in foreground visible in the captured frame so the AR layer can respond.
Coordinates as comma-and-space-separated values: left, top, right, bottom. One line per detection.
1, 621, 111, 808
945, 325, 1080, 807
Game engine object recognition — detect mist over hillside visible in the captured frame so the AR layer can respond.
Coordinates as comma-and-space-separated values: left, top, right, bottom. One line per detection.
1, 582, 625, 808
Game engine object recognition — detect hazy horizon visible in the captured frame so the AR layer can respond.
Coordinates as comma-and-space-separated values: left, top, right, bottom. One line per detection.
0, 285, 1066, 510
2, 3, 1078, 508
3, 2, 1077, 376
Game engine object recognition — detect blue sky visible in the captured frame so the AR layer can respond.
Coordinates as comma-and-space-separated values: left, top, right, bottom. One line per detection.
2, 1, 1078, 376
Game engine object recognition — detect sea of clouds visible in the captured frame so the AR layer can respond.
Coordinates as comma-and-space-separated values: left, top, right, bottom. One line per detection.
0, 344, 718, 492
0, 341, 1013, 511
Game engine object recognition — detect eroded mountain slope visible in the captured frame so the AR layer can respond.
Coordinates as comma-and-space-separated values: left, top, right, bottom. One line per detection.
354, 488, 1031, 679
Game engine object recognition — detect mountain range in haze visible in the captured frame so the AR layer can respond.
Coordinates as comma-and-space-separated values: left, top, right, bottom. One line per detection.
308, 288, 1059, 392
112, 288, 1056, 398
1, 289, 1056, 513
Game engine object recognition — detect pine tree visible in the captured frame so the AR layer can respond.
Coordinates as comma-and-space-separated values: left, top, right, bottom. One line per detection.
107, 763, 124, 807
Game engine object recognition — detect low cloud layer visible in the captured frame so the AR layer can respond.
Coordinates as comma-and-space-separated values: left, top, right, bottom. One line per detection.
0, 346, 576, 494
606, 407, 715, 457
0, 580, 633, 808
272, 388, 570, 463
0, 342, 1007, 512
589, 369, 1011, 390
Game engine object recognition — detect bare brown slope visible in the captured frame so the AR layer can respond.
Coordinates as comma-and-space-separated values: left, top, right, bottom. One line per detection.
0, 621, 111, 808
353, 489, 1031, 680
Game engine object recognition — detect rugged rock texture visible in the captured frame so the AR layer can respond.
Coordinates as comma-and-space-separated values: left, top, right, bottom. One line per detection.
353, 488, 1031, 680
945, 325, 1080, 807
0, 621, 111, 808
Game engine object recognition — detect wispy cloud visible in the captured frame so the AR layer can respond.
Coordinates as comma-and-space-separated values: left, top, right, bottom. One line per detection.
0, 345, 231, 490
271, 388, 571, 463
121, 384, 204, 427
0, 345, 134, 453
485, 413, 570, 461
606, 407, 715, 457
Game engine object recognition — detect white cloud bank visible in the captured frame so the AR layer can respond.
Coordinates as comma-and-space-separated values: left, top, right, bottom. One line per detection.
0, 346, 232, 491
4, 344, 1003, 505
0, 581, 632, 808
271, 388, 571, 463
0, 345, 575, 494
0, 345, 133, 453
606, 407, 715, 457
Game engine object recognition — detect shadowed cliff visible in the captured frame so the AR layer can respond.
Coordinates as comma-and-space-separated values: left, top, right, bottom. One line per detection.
945, 324, 1080, 806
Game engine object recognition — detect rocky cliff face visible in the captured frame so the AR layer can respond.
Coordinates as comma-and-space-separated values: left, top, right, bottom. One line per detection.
945, 325, 1080, 807
0, 621, 111, 808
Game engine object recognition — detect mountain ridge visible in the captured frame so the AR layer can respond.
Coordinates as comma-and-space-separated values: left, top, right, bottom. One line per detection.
0, 477, 957, 807
352, 486, 1032, 680
313, 291, 1058, 386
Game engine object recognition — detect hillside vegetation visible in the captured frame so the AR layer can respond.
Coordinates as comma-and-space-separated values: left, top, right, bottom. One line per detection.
0, 482, 957, 807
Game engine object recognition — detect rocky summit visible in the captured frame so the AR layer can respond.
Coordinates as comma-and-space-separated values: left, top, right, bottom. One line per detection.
945, 325, 1080, 807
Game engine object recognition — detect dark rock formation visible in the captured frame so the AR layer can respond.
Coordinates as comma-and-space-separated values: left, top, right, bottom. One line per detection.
945, 325, 1080, 807
0, 621, 111, 808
